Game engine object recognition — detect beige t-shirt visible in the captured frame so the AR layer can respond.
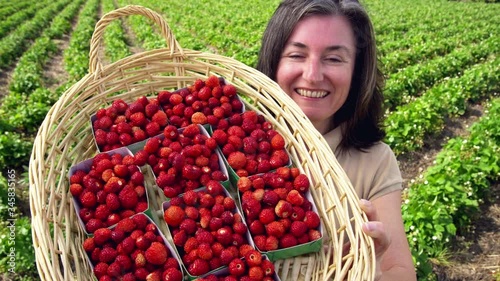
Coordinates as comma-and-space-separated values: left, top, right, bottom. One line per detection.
323, 126, 402, 201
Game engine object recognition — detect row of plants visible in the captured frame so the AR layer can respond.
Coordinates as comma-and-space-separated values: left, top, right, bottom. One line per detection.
63, 0, 100, 81
0, 0, 50, 39
0, 0, 71, 69
368, 0, 489, 39
381, 26, 493, 74
102, 0, 132, 63
376, 14, 494, 56
116, 0, 278, 66
0, 1, 97, 280
384, 35, 499, 110
402, 96, 500, 279
385, 56, 499, 155
0, 1, 32, 22
0, 0, 85, 168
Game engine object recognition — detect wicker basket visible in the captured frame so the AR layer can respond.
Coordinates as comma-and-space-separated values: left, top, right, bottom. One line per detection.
29, 5, 375, 281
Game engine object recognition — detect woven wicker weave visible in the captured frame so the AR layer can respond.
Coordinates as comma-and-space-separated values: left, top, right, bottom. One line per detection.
29, 5, 375, 281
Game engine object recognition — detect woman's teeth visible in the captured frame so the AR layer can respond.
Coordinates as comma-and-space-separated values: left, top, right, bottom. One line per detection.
296, 89, 328, 98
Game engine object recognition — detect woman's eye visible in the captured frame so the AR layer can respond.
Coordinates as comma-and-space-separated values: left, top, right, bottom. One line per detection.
326, 57, 342, 63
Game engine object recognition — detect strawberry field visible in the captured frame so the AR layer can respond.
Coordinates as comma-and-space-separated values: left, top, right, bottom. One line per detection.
0, 0, 498, 280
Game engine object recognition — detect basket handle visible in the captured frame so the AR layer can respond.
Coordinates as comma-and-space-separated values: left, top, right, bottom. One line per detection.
88, 5, 184, 74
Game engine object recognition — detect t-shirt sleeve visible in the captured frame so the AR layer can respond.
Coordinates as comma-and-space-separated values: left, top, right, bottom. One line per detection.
365, 143, 403, 200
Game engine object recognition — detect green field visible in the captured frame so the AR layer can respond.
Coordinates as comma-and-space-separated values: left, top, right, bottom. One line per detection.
0, 0, 498, 280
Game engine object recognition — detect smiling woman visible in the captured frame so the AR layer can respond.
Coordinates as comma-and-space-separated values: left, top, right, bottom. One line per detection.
257, 0, 416, 280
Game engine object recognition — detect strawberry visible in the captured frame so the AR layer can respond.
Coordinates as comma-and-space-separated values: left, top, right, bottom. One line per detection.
93, 228, 112, 246
304, 210, 321, 229
93, 262, 108, 279
308, 229, 322, 241
248, 266, 264, 280
115, 217, 136, 233
164, 205, 185, 227
118, 186, 139, 209
188, 258, 210, 276
270, 133, 286, 150
228, 258, 246, 276
286, 189, 305, 206
99, 247, 118, 263
259, 208, 276, 225
275, 200, 293, 218
80, 191, 97, 208
290, 221, 308, 238
265, 221, 286, 238
191, 112, 208, 124
222, 84, 237, 98
162, 267, 183, 281
244, 249, 262, 267
197, 243, 213, 260
205, 75, 220, 88
261, 259, 275, 276
293, 174, 310, 193
237, 176, 252, 192
83, 237, 95, 252
145, 241, 168, 265
265, 235, 279, 251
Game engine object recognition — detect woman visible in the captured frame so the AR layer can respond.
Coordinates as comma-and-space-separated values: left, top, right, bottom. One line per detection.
256, 0, 416, 280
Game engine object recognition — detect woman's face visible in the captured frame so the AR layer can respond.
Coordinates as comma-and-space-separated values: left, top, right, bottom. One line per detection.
276, 15, 356, 134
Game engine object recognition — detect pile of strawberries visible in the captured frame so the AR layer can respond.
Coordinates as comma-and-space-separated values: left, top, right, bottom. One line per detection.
211, 110, 290, 177
163, 182, 253, 277
195, 249, 276, 281
158, 76, 244, 129
73, 76, 325, 281
133, 123, 229, 198
70, 151, 148, 234
92, 96, 169, 152
82, 213, 183, 281
238, 167, 322, 252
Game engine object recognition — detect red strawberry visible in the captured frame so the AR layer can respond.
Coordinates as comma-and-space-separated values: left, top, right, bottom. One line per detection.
265, 221, 286, 238
227, 151, 247, 170
293, 174, 310, 192
164, 205, 185, 227
80, 191, 97, 208
237, 176, 252, 192
205, 75, 220, 88
270, 133, 285, 150
265, 235, 279, 251
290, 221, 308, 238
248, 266, 264, 280
145, 241, 168, 265
228, 258, 246, 276
99, 247, 117, 263
115, 217, 136, 233
93, 228, 112, 245
85, 218, 104, 233
83, 237, 95, 252
162, 267, 183, 281
119, 186, 139, 209
188, 258, 210, 276
244, 249, 262, 267
222, 84, 237, 98
304, 211, 321, 229
286, 189, 305, 206
259, 208, 276, 225
275, 200, 293, 218
261, 259, 275, 276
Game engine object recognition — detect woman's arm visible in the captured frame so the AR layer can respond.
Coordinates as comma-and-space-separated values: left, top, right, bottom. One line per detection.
361, 191, 417, 281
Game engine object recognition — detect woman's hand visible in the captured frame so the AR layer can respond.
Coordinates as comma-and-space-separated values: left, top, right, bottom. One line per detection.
360, 199, 390, 281
359, 193, 417, 281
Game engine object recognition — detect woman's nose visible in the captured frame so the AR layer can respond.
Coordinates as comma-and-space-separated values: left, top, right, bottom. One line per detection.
303, 59, 323, 82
